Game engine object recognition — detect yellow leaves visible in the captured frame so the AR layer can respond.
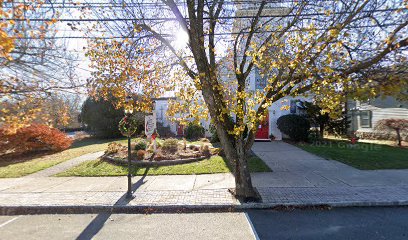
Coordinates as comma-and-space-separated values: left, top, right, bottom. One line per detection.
86, 38, 168, 112
46, 18, 58, 25
385, 36, 395, 45
235, 68, 241, 75
0, 29, 14, 60
328, 28, 340, 38
280, 105, 290, 111
1, 0, 51, 62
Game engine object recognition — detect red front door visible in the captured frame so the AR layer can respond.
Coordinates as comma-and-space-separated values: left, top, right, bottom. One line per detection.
255, 112, 269, 139
177, 124, 184, 136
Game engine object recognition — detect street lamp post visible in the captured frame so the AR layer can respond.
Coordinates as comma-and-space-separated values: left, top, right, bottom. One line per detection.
125, 96, 134, 199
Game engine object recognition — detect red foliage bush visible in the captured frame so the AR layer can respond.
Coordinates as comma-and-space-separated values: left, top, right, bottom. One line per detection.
375, 119, 408, 146
0, 124, 73, 156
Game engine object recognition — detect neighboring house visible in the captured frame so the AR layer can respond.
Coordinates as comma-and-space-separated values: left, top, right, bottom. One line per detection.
348, 96, 408, 137
154, 97, 178, 135
153, 97, 212, 138
241, 67, 310, 141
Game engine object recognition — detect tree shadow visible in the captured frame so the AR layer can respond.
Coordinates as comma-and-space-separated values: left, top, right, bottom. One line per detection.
0, 137, 120, 167
75, 166, 150, 240
0, 150, 52, 167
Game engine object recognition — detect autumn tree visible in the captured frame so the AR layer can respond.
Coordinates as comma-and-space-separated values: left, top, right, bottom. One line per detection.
86, 0, 408, 200
0, 1, 82, 131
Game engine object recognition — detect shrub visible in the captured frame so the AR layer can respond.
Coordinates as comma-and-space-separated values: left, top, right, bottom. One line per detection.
200, 144, 211, 156
105, 142, 123, 154
162, 138, 179, 153
277, 114, 311, 141
0, 124, 72, 156
136, 150, 146, 160
146, 143, 154, 153
134, 139, 147, 151
156, 140, 162, 148
185, 122, 205, 140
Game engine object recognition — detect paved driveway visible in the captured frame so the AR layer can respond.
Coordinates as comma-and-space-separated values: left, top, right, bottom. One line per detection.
251, 141, 408, 188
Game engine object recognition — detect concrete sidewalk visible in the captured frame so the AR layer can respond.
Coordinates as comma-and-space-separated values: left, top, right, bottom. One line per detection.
1, 141, 408, 213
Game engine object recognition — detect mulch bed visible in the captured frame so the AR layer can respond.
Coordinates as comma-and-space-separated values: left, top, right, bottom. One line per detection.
103, 142, 215, 166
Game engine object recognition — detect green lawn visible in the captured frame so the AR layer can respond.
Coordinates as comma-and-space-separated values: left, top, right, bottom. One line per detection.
297, 139, 408, 170
56, 155, 271, 177
0, 137, 126, 178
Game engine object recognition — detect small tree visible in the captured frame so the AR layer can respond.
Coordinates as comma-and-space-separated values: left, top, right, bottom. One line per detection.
80, 97, 124, 138
305, 101, 350, 138
80, 97, 145, 138
304, 102, 330, 138
375, 119, 408, 146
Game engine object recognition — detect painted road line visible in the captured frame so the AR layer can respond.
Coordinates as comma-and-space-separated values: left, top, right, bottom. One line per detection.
245, 212, 260, 240
0, 216, 20, 228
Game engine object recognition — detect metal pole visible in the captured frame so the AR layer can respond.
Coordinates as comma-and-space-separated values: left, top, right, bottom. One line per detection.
126, 134, 132, 198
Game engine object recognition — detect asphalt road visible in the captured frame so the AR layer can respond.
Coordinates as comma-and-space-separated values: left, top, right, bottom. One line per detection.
247, 207, 408, 240
0, 212, 255, 240
1, 207, 408, 240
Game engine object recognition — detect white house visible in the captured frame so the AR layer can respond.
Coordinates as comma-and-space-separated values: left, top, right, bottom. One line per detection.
348, 96, 408, 137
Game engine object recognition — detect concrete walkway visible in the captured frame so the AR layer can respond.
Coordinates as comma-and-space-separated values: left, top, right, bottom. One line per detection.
252, 141, 408, 188
1, 141, 408, 212
24, 151, 105, 178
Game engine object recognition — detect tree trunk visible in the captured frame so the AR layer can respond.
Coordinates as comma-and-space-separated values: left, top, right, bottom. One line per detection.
319, 123, 325, 138
186, 10, 259, 201
396, 129, 402, 146
234, 138, 258, 201
214, 124, 259, 201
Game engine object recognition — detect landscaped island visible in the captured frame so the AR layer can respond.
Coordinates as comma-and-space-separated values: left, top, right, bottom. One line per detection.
57, 138, 271, 177
104, 138, 216, 165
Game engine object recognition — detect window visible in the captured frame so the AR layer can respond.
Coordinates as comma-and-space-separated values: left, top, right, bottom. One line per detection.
360, 110, 372, 128
254, 68, 266, 90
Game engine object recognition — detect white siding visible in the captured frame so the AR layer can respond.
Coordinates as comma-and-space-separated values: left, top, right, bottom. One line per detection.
356, 104, 408, 132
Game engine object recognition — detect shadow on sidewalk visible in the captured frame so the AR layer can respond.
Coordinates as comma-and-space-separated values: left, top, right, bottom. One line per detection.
75, 167, 150, 240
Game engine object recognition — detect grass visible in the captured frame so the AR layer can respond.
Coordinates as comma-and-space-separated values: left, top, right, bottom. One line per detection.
56, 155, 271, 177
297, 139, 408, 170
0, 137, 127, 178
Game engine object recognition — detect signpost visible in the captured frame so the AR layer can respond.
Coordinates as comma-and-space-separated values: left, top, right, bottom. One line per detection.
145, 113, 156, 137
145, 112, 157, 153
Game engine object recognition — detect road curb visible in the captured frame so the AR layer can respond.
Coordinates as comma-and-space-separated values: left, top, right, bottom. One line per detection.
2, 201, 408, 215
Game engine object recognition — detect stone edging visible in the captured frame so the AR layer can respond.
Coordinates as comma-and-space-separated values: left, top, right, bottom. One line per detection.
102, 155, 209, 167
